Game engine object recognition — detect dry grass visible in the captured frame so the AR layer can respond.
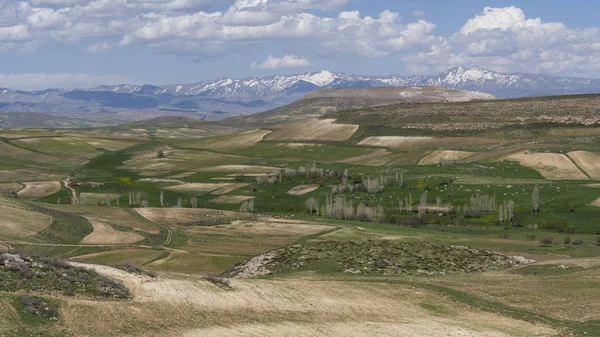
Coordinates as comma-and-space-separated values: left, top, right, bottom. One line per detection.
268, 119, 359, 141
340, 149, 392, 166
568, 151, 600, 180
121, 149, 248, 172
81, 218, 145, 245
210, 219, 331, 236
16, 181, 61, 198
358, 136, 435, 148
0, 183, 23, 195
135, 208, 243, 226
287, 185, 320, 196
178, 129, 271, 150
419, 150, 478, 165
52, 264, 557, 337
164, 183, 247, 194
591, 197, 600, 207
211, 196, 255, 204
0, 197, 51, 240
200, 165, 279, 173
501, 152, 589, 180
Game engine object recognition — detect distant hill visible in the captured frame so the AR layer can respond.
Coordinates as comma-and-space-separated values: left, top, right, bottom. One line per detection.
2, 66, 600, 119
226, 86, 495, 126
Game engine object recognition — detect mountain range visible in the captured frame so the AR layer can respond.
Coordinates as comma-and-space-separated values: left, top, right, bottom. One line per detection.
2, 67, 600, 120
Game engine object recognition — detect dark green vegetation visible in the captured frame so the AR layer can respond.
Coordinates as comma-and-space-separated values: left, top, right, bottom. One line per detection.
240, 240, 526, 277
28, 204, 94, 245
0, 250, 130, 298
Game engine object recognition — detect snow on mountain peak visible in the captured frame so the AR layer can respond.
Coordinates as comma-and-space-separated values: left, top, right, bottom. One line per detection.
300, 70, 337, 86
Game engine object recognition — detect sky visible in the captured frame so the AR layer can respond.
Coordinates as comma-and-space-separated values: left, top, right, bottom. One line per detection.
1, 0, 600, 89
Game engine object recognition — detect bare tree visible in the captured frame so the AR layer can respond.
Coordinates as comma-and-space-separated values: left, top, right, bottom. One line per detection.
191, 196, 198, 209
160, 190, 164, 207
507, 200, 515, 224
305, 198, 318, 214
532, 186, 540, 214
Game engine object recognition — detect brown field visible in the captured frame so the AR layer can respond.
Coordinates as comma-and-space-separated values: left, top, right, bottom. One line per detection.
211, 183, 250, 195
287, 184, 320, 196
386, 151, 433, 166
121, 149, 248, 172
568, 151, 600, 180
211, 219, 331, 237
74, 136, 142, 151
177, 129, 271, 150
358, 136, 510, 149
211, 195, 255, 204
164, 183, 247, 194
16, 181, 62, 198
268, 118, 359, 141
81, 218, 145, 245
0, 182, 23, 195
0, 198, 51, 240
200, 165, 279, 173
501, 152, 589, 180
51, 265, 556, 337
591, 197, 600, 207
340, 149, 393, 165
419, 150, 478, 165
358, 136, 435, 148
72, 249, 164, 266
135, 208, 245, 226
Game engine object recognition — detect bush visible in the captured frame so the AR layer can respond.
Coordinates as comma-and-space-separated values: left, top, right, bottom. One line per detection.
573, 239, 584, 246
204, 275, 231, 288
156, 148, 165, 158
526, 234, 536, 241
564, 236, 571, 245
21, 294, 58, 320
540, 237, 554, 247
596, 236, 600, 246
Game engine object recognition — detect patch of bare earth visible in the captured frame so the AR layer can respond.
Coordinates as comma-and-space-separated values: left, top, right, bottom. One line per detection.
419, 150, 478, 165
340, 149, 392, 165
79, 193, 122, 205
135, 208, 244, 226
501, 152, 589, 180
268, 118, 359, 141
200, 165, 279, 173
0, 182, 23, 195
16, 181, 61, 198
56, 263, 557, 337
164, 183, 247, 194
0, 197, 51, 240
359, 136, 513, 149
211, 196, 255, 204
287, 184, 320, 195
81, 218, 144, 245
214, 220, 331, 236
591, 197, 600, 207
567, 151, 600, 180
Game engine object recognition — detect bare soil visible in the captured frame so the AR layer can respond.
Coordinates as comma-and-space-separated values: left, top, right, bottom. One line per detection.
287, 184, 320, 195
16, 181, 62, 198
81, 218, 145, 245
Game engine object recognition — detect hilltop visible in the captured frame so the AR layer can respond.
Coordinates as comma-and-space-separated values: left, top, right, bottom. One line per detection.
226, 86, 495, 125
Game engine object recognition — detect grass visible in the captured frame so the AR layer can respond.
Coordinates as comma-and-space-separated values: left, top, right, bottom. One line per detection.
29, 204, 93, 245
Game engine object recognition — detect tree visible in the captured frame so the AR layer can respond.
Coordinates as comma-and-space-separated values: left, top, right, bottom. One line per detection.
507, 200, 515, 224
191, 196, 198, 209
160, 190, 164, 207
532, 186, 540, 214
156, 148, 165, 159
305, 198, 318, 214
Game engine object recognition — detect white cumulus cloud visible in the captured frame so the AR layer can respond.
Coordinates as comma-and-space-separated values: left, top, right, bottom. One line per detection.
251, 54, 310, 69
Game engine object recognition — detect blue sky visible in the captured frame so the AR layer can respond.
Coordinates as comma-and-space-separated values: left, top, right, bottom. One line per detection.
1, 0, 600, 89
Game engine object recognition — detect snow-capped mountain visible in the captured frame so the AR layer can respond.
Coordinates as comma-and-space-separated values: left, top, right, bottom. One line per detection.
1, 67, 600, 119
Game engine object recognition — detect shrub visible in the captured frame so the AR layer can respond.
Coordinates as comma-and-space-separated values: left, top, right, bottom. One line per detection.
596, 236, 600, 246
204, 275, 231, 288
21, 294, 59, 320
156, 148, 165, 158
526, 234, 536, 241
564, 236, 571, 245
573, 239, 584, 246
540, 237, 554, 247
